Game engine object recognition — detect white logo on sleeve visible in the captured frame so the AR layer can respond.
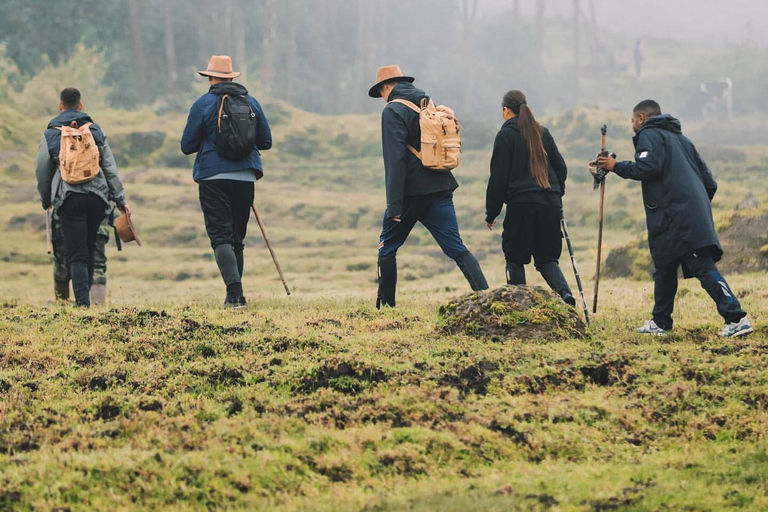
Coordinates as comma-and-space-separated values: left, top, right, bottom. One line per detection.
638, 151, 649, 159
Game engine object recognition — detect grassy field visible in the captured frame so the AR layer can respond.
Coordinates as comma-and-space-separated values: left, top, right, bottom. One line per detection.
1, 84, 768, 510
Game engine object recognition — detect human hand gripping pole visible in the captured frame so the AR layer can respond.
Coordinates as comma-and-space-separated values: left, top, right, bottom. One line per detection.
251, 201, 291, 296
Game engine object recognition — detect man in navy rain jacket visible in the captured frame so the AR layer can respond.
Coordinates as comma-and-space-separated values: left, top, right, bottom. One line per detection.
181, 55, 272, 308
598, 100, 752, 338
369, 65, 488, 308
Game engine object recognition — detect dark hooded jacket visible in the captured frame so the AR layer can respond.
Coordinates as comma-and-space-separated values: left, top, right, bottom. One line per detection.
485, 117, 567, 224
36, 109, 126, 211
613, 114, 721, 271
181, 82, 272, 182
381, 82, 459, 218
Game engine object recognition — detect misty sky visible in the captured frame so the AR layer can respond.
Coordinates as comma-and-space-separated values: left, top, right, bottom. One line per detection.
482, 0, 768, 47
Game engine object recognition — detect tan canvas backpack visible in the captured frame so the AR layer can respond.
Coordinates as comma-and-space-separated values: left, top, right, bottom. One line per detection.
388, 98, 461, 172
54, 121, 100, 184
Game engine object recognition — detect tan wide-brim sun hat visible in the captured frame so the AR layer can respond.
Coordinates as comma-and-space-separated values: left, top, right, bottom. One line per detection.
115, 212, 142, 247
198, 55, 241, 79
368, 65, 414, 98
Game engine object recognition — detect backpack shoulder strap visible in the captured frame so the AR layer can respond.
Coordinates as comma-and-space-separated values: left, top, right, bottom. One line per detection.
217, 94, 229, 132
386, 99, 423, 159
388, 98, 421, 113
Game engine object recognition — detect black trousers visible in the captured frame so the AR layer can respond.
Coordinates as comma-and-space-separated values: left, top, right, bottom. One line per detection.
57, 192, 107, 283
652, 249, 747, 329
199, 180, 255, 251
502, 202, 562, 268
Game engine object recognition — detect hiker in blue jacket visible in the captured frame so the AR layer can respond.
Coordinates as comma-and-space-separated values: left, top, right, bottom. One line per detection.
369, 65, 488, 308
598, 99, 752, 338
181, 55, 272, 308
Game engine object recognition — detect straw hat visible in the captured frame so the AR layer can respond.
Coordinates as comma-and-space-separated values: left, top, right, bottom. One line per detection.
368, 65, 414, 98
115, 212, 142, 246
198, 55, 241, 79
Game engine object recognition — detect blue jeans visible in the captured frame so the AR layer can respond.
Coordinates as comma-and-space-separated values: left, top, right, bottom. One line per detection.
378, 190, 467, 259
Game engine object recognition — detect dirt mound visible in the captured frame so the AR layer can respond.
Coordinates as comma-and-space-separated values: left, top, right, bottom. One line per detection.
438, 286, 587, 341
605, 205, 768, 279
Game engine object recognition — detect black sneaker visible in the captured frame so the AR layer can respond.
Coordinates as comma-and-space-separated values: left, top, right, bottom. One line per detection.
224, 294, 244, 309
562, 294, 576, 307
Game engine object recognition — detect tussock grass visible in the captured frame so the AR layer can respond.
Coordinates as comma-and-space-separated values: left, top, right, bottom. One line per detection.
0, 293, 766, 510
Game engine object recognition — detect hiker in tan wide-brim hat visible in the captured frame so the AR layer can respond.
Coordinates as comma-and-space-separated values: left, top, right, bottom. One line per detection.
198, 55, 241, 79
368, 65, 414, 98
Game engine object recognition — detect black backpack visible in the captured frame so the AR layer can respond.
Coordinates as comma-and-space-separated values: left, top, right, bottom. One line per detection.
214, 94, 257, 161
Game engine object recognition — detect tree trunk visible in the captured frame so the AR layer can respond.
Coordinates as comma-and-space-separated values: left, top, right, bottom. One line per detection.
163, 0, 177, 92
536, 0, 546, 67
354, 0, 374, 112
573, 0, 581, 103
461, 0, 480, 113
284, 0, 299, 99
261, 0, 278, 95
230, 0, 247, 77
128, 0, 149, 97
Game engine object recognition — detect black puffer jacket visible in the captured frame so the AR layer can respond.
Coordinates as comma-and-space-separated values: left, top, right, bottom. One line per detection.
381, 82, 458, 218
485, 118, 567, 223
613, 114, 721, 270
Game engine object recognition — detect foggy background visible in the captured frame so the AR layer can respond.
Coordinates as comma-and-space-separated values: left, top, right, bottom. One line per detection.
0, 0, 765, 138
481, 0, 768, 46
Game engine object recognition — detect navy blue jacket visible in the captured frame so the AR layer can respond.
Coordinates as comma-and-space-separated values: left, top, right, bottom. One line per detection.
181, 82, 272, 182
485, 117, 566, 224
381, 82, 458, 218
613, 114, 721, 270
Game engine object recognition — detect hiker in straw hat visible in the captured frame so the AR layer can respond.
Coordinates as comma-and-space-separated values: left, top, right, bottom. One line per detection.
36, 87, 131, 308
370, 65, 488, 308
181, 55, 273, 309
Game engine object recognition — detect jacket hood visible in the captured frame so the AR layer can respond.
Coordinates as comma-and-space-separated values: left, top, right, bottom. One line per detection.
47, 110, 95, 129
640, 114, 682, 135
388, 81, 427, 105
209, 82, 249, 96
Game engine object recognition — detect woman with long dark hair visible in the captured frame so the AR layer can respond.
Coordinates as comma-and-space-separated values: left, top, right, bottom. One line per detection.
485, 90, 575, 305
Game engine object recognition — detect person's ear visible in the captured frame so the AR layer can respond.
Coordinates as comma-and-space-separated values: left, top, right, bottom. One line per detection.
78, 102, 83, 111
58, 102, 64, 112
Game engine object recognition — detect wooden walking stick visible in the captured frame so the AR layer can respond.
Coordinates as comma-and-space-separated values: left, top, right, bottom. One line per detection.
251, 202, 291, 296
593, 125, 608, 314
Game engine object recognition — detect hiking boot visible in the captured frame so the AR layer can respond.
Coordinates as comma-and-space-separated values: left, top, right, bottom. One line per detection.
54, 280, 70, 301
718, 316, 753, 338
562, 293, 576, 307
455, 251, 489, 291
377, 256, 397, 309
636, 319, 669, 336
224, 295, 247, 310
91, 284, 107, 306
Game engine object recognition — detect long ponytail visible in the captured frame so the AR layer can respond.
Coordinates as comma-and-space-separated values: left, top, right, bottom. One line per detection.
502, 90, 550, 189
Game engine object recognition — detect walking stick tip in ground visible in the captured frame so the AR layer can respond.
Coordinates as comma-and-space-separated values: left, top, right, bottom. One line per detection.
251, 203, 291, 296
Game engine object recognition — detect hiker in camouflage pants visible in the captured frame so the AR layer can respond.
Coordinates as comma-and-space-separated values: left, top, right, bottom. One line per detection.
53, 213, 111, 305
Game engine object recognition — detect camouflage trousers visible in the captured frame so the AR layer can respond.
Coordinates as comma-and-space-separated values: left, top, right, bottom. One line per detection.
52, 216, 110, 285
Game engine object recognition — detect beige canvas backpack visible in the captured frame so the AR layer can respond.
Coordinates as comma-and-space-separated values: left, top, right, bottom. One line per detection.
388, 98, 461, 172
54, 121, 100, 184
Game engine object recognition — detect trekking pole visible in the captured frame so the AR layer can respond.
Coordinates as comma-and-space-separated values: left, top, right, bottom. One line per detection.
561, 210, 590, 326
251, 202, 291, 296
593, 125, 608, 314
45, 208, 52, 254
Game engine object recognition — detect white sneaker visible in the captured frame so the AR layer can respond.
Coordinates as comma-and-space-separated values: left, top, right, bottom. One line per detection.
636, 319, 670, 336
718, 317, 753, 338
